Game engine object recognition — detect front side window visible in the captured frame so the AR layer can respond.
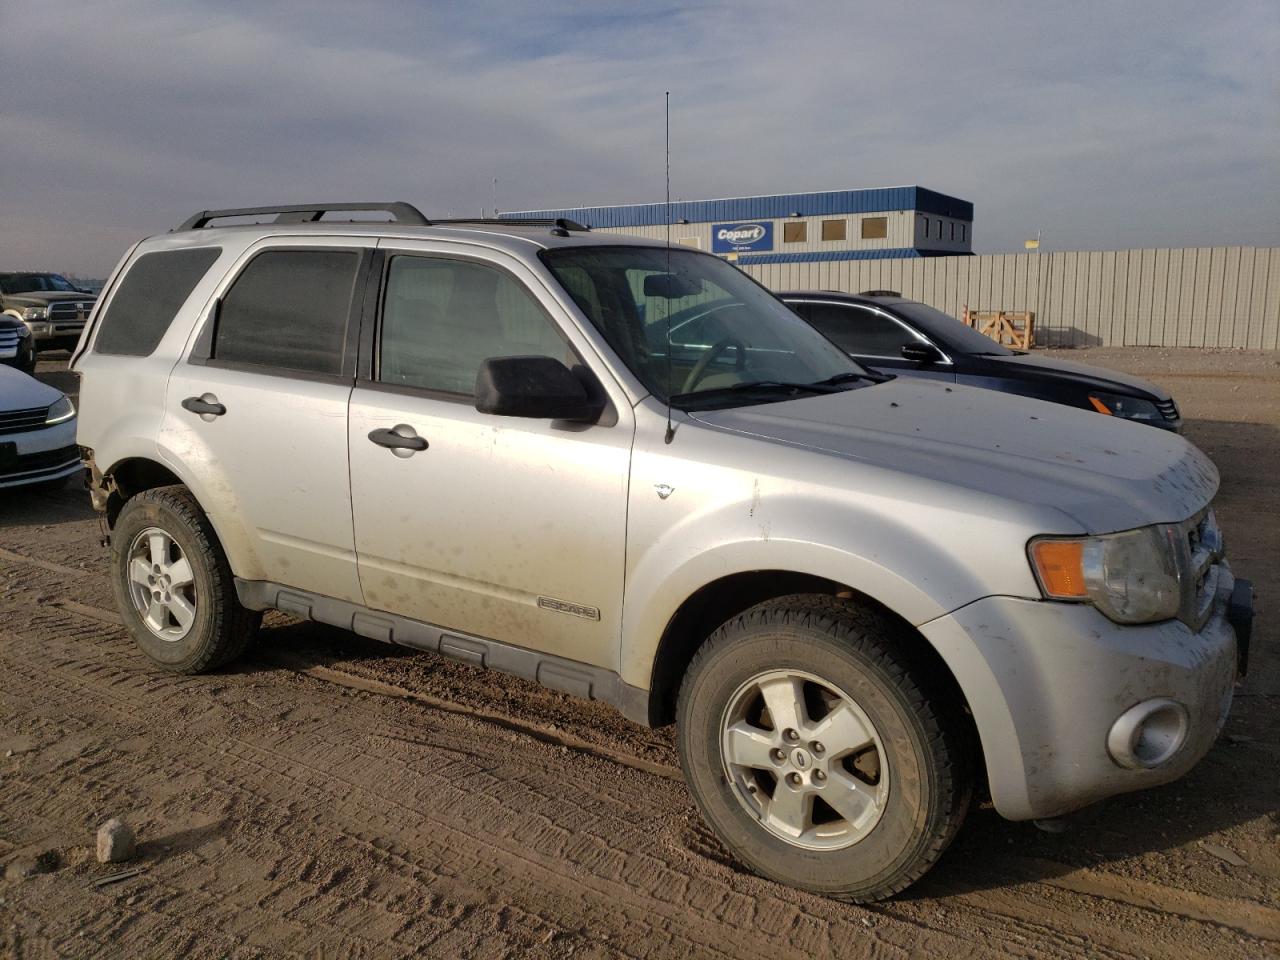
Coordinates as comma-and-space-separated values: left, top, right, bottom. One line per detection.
541, 246, 867, 408
379, 256, 575, 396
804, 303, 919, 357
213, 249, 360, 376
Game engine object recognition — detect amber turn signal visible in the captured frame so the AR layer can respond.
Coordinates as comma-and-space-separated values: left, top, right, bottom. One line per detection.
1030, 539, 1087, 598
1088, 395, 1114, 415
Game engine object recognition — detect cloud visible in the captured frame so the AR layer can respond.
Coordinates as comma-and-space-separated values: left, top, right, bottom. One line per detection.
2, 0, 1276, 274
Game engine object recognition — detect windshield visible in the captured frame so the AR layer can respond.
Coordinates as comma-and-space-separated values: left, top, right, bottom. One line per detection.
541, 246, 869, 407
891, 301, 1015, 356
0, 273, 79, 294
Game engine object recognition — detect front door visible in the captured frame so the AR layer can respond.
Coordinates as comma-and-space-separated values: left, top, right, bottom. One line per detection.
347, 245, 632, 669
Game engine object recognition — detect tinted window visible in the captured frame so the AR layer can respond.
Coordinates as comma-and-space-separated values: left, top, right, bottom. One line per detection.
95, 248, 222, 356
821, 219, 846, 241
892, 301, 1013, 355
214, 250, 360, 375
379, 256, 574, 396
804, 303, 916, 357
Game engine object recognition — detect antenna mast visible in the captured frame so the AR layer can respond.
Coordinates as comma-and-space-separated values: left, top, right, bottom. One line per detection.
663, 91, 676, 445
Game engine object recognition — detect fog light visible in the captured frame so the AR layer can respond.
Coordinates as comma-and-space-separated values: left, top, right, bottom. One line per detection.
1107, 698, 1188, 769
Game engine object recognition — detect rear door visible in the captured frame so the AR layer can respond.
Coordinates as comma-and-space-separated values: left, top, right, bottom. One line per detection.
347, 242, 633, 669
790, 300, 956, 382
160, 237, 373, 603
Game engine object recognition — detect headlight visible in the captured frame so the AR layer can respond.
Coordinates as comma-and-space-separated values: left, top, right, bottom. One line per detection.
1088, 391, 1162, 422
21, 306, 48, 321
1029, 525, 1181, 623
45, 396, 76, 425
11, 323, 31, 338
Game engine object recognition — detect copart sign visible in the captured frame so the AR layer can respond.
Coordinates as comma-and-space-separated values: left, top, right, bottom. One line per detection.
712, 222, 773, 254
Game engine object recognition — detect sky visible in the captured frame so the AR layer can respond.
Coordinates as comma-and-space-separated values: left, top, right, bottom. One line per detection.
2, 0, 1277, 276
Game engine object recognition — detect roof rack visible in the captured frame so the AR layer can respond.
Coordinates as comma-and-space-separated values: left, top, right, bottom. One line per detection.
175, 202, 430, 231
859, 289, 902, 298
438, 217, 590, 237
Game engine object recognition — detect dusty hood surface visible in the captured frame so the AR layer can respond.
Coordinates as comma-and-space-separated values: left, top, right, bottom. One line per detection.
0, 364, 62, 412
690, 376, 1217, 534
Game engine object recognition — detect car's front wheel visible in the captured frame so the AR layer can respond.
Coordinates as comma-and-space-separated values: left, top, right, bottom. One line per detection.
110, 485, 259, 672
677, 595, 973, 902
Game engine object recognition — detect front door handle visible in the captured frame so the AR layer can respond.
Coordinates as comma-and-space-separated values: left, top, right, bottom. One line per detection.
182, 394, 226, 418
368, 425, 429, 457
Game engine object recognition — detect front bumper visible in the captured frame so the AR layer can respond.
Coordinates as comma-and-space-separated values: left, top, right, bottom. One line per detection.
921, 564, 1247, 820
27, 322, 85, 346
0, 418, 80, 488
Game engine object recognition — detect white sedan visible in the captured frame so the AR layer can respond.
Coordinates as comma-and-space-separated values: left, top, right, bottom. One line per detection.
0, 364, 79, 489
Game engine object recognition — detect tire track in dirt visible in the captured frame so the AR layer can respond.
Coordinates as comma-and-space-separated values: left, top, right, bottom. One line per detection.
1, 614, 959, 960
2, 530, 1276, 958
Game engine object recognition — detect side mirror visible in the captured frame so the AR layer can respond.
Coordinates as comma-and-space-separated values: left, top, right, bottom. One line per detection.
901, 341, 944, 364
475, 356, 602, 422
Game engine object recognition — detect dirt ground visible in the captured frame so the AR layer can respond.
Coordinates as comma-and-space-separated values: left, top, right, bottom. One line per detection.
1, 347, 1277, 959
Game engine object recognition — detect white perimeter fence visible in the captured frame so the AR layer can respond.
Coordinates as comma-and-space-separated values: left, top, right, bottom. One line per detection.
742, 246, 1280, 349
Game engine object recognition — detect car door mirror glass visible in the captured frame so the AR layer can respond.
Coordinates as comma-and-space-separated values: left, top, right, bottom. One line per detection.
901, 341, 944, 363
475, 355, 601, 422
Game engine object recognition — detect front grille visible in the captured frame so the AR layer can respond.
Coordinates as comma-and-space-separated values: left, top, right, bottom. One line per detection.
48, 302, 89, 320
0, 444, 79, 477
0, 406, 49, 435
1155, 398, 1180, 421
48, 301, 91, 332
1179, 508, 1223, 631
0, 329, 19, 352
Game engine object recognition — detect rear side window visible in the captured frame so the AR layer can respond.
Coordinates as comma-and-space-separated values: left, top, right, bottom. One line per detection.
94, 248, 222, 356
213, 249, 360, 376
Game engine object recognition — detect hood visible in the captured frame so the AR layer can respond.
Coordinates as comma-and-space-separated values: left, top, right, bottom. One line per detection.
0, 364, 63, 410
2, 291, 97, 308
690, 377, 1216, 534
980, 352, 1171, 401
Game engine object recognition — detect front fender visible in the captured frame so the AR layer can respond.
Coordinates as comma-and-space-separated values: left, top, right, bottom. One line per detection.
619, 417, 1077, 690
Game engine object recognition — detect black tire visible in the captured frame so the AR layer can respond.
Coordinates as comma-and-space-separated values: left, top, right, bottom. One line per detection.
676, 594, 972, 902
110, 485, 259, 673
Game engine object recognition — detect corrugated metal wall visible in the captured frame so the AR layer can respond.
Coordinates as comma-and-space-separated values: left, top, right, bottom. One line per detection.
742, 246, 1280, 349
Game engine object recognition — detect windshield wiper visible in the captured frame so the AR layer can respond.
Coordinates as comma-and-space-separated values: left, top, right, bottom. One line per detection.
670, 381, 828, 404
813, 370, 886, 385
670, 379, 853, 406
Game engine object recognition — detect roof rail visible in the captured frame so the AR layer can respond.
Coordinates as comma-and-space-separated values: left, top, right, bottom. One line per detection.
175, 202, 430, 231
859, 289, 902, 298
440, 217, 590, 236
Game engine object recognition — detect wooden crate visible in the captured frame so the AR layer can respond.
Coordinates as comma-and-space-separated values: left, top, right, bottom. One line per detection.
961, 306, 1035, 349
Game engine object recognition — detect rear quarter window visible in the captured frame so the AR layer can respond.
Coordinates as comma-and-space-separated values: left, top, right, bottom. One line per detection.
94, 248, 222, 356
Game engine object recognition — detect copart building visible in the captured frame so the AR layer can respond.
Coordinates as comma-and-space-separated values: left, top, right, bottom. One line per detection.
501, 185, 972, 265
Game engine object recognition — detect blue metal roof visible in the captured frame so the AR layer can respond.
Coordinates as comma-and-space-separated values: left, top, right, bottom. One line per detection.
503, 186, 973, 228
734, 248, 925, 265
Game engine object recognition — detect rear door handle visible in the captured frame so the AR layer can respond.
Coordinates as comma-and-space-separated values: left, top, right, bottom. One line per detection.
182, 394, 226, 417
368, 426, 429, 456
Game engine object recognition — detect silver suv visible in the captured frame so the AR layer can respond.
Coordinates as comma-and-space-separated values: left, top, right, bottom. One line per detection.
72, 202, 1254, 902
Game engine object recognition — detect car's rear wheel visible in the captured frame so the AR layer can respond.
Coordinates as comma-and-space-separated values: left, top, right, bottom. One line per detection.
677, 595, 972, 902
111, 485, 259, 672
